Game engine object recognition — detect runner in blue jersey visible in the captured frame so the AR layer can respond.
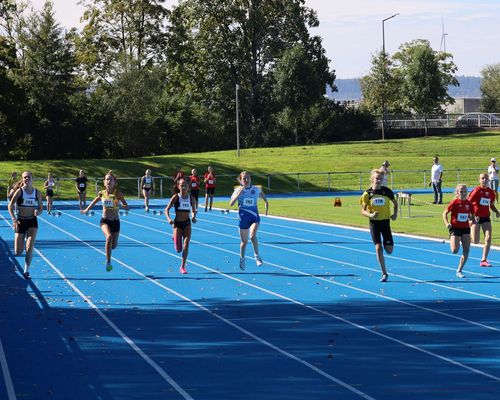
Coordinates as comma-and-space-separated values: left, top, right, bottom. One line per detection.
230, 171, 269, 271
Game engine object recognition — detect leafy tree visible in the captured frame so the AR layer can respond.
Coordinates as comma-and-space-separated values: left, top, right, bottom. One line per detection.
480, 63, 500, 112
77, 0, 169, 82
393, 39, 458, 135
360, 51, 404, 115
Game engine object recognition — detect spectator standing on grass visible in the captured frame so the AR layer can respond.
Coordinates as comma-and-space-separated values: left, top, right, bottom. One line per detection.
488, 158, 499, 202
430, 156, 443, 204
359, 169, 398, 282
443, 184, 474, 278
379, 160, 391, 187
468, 173, 500, 267
204, 165, 216, 212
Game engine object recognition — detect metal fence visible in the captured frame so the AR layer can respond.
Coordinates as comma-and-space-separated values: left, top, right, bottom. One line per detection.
0, 168, 488, 199
377, 113, 500, 129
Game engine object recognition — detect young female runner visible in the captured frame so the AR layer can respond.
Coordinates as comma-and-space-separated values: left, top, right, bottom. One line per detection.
140, 169, 155, 212
44, 172, 56, 214
81, 171, 129, 271
165, 178, 197, 274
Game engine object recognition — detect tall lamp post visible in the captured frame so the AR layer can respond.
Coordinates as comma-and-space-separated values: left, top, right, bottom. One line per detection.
235, 83, 240, 157
381, 13, 399, 140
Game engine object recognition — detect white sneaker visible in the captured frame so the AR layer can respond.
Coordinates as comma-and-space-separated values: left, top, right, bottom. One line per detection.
239, 258, 246, 271
380, 274, 388, 282
456, 271, 464, 278
255, 255, 263, 266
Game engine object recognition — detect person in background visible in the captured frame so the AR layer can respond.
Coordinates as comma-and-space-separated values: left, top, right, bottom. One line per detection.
7, 171, 18, 201
204, 165, 216, 212
44, 172, 56, 214
140, 169, 155, 212
468, 173, 500, 267
487, 158, 499, 202
429, 156, 443, 204
379, 160, 391, 187
8, 171, 44, 279
230, 171, 269, 271
165, 178, 197, 274
172, 166, 185, 184
75, 169, 89, 210
81, 171, 129, 272
189, 168, 200, 211
360, 169, 398, 282
443, 184, 474, 278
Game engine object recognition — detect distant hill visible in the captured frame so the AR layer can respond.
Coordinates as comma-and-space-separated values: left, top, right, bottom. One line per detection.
329, 75, 481, 101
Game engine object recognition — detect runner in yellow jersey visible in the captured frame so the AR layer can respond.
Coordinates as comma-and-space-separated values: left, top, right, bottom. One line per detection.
360, 169, 398, 282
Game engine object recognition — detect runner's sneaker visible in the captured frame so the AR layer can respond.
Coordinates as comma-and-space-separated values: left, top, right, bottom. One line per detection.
456, 271, 465, 278
106, 262, 113, 272
239, 258, 246, 271
180, 266, 187, 274
23, 271, 30, 279
255, 255, 263, 266
380, 274, 388, 282
480, 260, 492, 267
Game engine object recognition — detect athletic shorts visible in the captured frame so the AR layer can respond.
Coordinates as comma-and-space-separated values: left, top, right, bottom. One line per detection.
46, 189, 54, 197
190, 189, 199, 201
15, 217, 38, 234
143, 187, 151, 192
238, 210, 260, 230
369, 219, 394, 246
174, 219, 191, 230
205, 187, 215, 195
476, 216, 491, 224
449, 226, 471, 237
77, 189, 86, 194
100, 218, 120, 233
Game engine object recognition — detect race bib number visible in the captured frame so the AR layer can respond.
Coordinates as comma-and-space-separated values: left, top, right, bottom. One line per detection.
372, 197, 386, 206
79, 183, 85, 188
191, 182, 197, 187
479, 197, 490, 206
457, 213, 469, 222
208, 179, 214, 184
243, 198, 255, 207
22, 198, 35, 207
103, 199, 114, 207
179, 199, 191, 210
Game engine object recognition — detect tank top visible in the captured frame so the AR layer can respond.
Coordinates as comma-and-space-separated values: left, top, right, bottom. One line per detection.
17, 187, 38, 208
174, 194, 191, 213
99, 190, 119, 210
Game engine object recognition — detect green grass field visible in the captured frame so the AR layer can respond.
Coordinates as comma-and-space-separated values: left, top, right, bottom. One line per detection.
2, 131, 500, 244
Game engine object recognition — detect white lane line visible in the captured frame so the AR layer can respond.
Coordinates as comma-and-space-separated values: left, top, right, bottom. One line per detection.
39, 216, 376, 400
53, 213, 500, 383
34, 248, 194, 400
0, 338, 17, 400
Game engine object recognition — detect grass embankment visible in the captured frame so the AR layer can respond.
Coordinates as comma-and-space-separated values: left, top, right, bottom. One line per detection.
2, 131, 500, 244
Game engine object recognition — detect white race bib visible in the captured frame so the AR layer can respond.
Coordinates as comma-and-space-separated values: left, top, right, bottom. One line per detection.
243, 198, 255, 207
372, 197, 386, 206
79, 183, 85, 188
22, 198, 35, 207
191, 182, 197, 187
179, 199, 191, 210
103, 199, 114, 207
479, 197, 490, 206
208, 179, 214, 184
457, 213, 469, 222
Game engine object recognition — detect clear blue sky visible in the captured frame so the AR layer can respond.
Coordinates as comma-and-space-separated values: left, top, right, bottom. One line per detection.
30, 0, 500, 79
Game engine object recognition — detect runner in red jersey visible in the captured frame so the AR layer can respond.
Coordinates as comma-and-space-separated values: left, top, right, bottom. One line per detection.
467, 173, 500, 267
203, 165, 216, 211
443, 184, 474, 278
189, 168, 200, 211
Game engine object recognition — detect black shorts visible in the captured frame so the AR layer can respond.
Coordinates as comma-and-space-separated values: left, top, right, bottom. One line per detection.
100, 218, 120, 233
15, 217, 38, 234
143, 187, 151, 192
449, 226, 471, 237
77, 188, 86, 195
190, 189, 199, 201
174, 219, 191, 230
476, 216, 491, 224
205, 187, 215, 195
46, 189, 54, 197
369, 219, 394, 246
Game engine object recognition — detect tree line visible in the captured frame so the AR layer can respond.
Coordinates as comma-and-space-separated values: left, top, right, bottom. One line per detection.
1, 1, 499, 161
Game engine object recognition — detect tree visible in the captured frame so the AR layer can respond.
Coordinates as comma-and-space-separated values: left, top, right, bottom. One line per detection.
394, 39, 458, 135
480, 63, 500, 112
360, 51, 404, 115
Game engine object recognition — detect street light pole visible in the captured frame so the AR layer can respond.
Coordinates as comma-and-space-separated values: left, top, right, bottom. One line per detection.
381, 13, 399, 140
235, 84, 240, 157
